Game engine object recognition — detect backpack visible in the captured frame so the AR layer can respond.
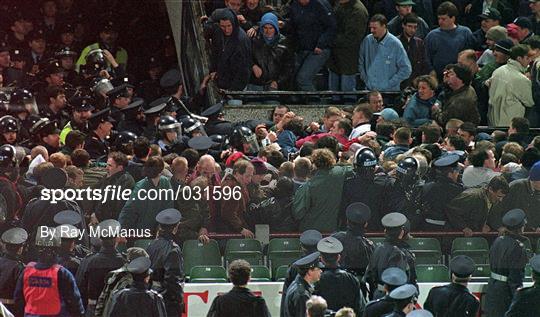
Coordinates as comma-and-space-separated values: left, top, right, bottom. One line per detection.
95, 267, 133, 317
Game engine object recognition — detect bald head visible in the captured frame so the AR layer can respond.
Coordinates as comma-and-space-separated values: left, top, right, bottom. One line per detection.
197, 154, 216, 178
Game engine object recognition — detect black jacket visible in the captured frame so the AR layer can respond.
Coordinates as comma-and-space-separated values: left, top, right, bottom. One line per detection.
207, 286, 271, 317
108, 281, 167, 317
284, 274, 314, 317
315, 267, 366, 315
423, 283, 480, 317
250, 33, 294, 88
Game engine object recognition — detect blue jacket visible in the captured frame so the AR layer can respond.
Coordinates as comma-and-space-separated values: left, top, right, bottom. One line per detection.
277, 130, 298, 157
286, 0, 337, 51
383, 144, 410, 161
358, 32, 411, 91
403, 93, 437, 127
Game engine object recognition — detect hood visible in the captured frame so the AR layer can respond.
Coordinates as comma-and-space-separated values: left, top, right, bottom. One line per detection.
259, 12, 280, 43
214, 8, 239, 36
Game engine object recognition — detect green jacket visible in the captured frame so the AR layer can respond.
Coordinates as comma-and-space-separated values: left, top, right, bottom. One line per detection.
327, 0, 368, 75
293, 165, 353, 232
118, 176, 174, 231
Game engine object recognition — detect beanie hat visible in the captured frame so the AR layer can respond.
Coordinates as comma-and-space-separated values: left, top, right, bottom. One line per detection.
486, 25, 507, 41
448, 64, 472, 86
530, 160, 540, 181
493, 38, 514, 55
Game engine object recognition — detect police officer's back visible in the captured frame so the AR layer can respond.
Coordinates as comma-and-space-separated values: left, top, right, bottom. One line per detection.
484, 209, 530, 317
146, 208, 185, 317
107, 257, 167, 317
54, 210, 86, 277
314, 237, 366, 316
364, 267, 408, 317
505, 255, 540, 316
423, 255, 480, 317
0, 228, 27, 313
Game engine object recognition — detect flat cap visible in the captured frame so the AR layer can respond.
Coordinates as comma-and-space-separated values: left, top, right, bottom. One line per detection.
201, 103, 224, 117
512, 17, 532, 29
56, 224, 80, 239
530, 254, 540, 274
96, 219, 121, 239
346, 202, 371, 223
502, 209, 527, 229
395, 0, 415, 5
54, 210, 82, 225
433, 154, 460, 168
479, 7, 501, 20
121, 98, 144, 112
300, 230, 323, 247
106, 84, 130, 100
449, 255, 475, 278
127, 256, 152, 275
144, 98, 169, 116
389, 284, 418, 300
35, 226, 61, 248
160, 69, 183, 88
407, 309, 434, 317
381, 212, 407, 228
1, 227, 28, 244
293, 252, 324, 269
89, 108, 116, 125
41, 167, 68, 189
188, 136, 215, 151
381, 267, 408, 286
155, 208, 182, 225
317, 237, 343, 254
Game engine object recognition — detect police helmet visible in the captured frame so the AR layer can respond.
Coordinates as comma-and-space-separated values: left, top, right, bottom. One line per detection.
179, 116, 205, 136
9, 89, 37, 115
158, 115, 181, 132
396, 156, 428, 180
0, 144, 17, 168
229, 126, 259, 155
0, 116, 19, 134
354, 147, 378, 170
114, 131, 137, 147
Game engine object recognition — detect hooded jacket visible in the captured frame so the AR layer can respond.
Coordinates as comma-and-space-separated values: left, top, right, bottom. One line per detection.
209, 8, 252, 91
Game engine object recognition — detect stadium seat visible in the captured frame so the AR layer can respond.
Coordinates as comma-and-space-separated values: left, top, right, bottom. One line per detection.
183, 239, 222, 277
525, 264, 532, 282
451, 237, 490, 264
275, 265, 289, 282
133, 239, 154, 249
408, 238, 442, 264
472, 264, 491, 278
250, 265, 271, 282
267, 238, 303, 276
416, 264, 450, 282
369, 237, 386, 248
537, 238, 540, 254
189, 265, 228, 283
225, 239, 263, 266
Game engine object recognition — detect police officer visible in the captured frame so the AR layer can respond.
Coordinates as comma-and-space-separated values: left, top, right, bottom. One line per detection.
160, 68, 197, 116
107, 257, 167, 317
107, 84, 132, 122
76, 219, 126, 317
180, 115, 207, 138
364, 267, 408, 317
341, 147, 392, 230
156, 115, 187, 156
423, 255, 480, 316
332, 202, 375, 278
364, 212, 417, 300
484, 209, 530, 317
315, 237, 366, 315
505, 254, 540, 316
229, 126, 260, 156
284, 252, 323, 317
60, 96, 94, 145
84, 108, 115, 161
0, 115, 20, 145
280, 229, 323, 317
30, 117, 61, 154
112, 130, 137, 155
142, 99, 168, 142
385, 284, 418, 316
420, 154, 464, 232
202, 102, 233, 136
146, 208, 185, 317
116, 98, 144, 135
0, 227, 27, 313
0, 145, 24, 231
55, 46, 81, 86
53, 210, 87, 276
138, 56, 163, 103
13, 227, 84, 317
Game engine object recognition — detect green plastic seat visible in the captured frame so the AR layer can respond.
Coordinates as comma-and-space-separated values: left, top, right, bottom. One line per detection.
416, 264, 450, 282
451, 237, 490, 264
275, 265, 289, 282
133, 239, 154, 249
524, 264, 533, 282
250, 265, 271, 282
189, 265, 227, 283
267, 238, 303, 276
183, 239, 222, 277
225, 239, 263, 266
472, 264, 491, 278
408, 238, 442, 264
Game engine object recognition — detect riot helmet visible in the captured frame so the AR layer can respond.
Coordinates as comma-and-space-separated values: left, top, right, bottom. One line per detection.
230, 126, 259, 155
179, 116, 205, 137
8, 89, 38, 118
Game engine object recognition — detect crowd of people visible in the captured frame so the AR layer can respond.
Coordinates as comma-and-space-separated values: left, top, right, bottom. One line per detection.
0, 0, 540, 316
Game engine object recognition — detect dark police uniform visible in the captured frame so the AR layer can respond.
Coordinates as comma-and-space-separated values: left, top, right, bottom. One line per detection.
0, 228, 27, 313
484, 209, 530, 317
363, 267, 408, 317
280, 230, 322, 317
76, 220, 126, 316
84, 108, 115, 161
315, 237, 365, 315
202, 103, 233, 136
423, 255, 480, 317
505, 255, 540, 317
146, 208, 185, 317
107, 84, 131, 123
364, 213, 417, 300
284, 252, 322, 317
60, 96, 94, 145
54, 210, 87, 277
142, 100, 168, 143
116, 98, 144, 135
107, 257, 167, 317
420, 155, 464, 232
383, 284, 418, 317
